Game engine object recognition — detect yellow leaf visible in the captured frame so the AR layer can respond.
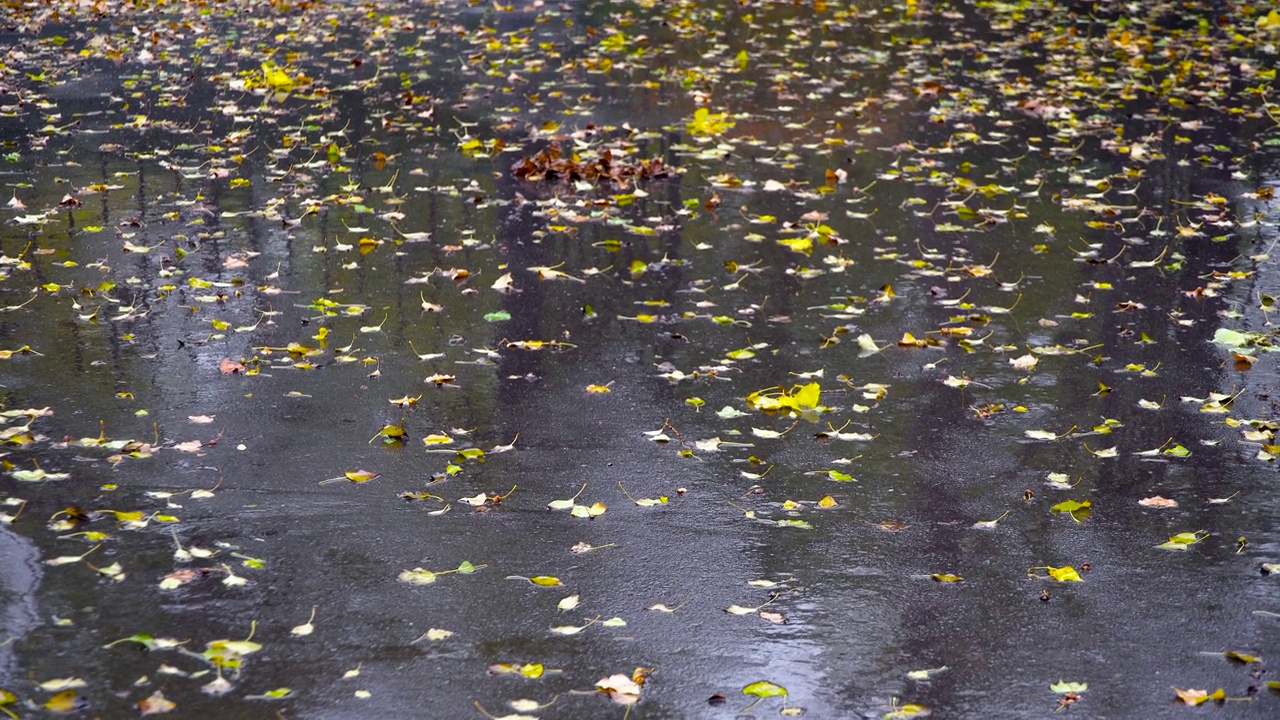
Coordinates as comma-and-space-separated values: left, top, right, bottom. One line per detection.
791, 382, 820, 409
398, 568, 437, 584
530, 576, 562, 586
817, 495, 838, 508
344, 469, 378, 483
260, 61, 294, 91
1224, 651, 1261, 663
45, 690, 83, 713
777, 237, 813, 255
1047, 565, 1082, 582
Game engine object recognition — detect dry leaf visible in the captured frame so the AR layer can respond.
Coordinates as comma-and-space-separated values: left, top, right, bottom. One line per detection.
138, 691, 177, 715
596, 673, 642, 705
1172, 686, 1223, 705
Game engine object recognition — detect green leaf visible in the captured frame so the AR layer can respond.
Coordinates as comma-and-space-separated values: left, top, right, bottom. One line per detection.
1050, 499, 1091, 523
1212, 327, 1252, 347
742, 680, 787, 698
247, 687, 293, 700
1158, 530, 1209, 550
105, 633, 153, 649
483, 310, 511, 322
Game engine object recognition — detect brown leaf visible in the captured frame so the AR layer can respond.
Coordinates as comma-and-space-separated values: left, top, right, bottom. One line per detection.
1138, 496, 1178, 508
138, 691, 176, 715
872, 519, 910, 532
218, 358, 245, 374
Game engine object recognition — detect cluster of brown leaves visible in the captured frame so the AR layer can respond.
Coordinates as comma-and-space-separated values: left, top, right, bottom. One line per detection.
511, 144, 674, 186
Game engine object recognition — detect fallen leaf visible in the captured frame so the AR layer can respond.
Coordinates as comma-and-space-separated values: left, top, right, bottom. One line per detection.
44, 689, 88, 713
138, 691, 176, 715
597, 673, 641, 705
742, 680, 787, 698
1173, 686, 1224, 705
